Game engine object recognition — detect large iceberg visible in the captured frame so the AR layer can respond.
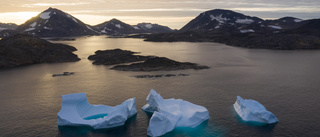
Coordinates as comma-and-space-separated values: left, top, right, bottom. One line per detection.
233, 96, 278, 124
57, 93, 137, 129
142, 89, 209, 136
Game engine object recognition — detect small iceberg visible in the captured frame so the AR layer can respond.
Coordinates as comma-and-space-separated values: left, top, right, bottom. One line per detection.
57, 93, 137, 129
142, 89, 209, 136
233, 96, 278, 124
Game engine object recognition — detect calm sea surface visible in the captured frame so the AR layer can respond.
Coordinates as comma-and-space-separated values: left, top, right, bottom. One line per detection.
0, 36, 319, 137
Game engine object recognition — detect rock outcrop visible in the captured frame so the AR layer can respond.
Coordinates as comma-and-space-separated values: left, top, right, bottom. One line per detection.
111, 57, 210, 71
0, 34, 80, 69
88, 49, 153, 65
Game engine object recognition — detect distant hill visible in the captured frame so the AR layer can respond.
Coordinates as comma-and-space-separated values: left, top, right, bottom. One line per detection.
133, 23, 174, 34
15, 7, 99, 37
0, 23, 18, 31
0, 23, 19, 38
94, 19, 174, 35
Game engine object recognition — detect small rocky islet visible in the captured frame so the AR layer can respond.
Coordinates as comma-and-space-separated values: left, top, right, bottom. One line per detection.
0, 34, 80, 69
88, 49, 210, 71
88, 48, 153, 65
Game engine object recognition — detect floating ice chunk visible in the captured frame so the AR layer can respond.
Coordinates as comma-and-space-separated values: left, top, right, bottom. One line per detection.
143, 89, 209, 136
57, 93, 137, 129
40, 11, 51, 19
233, 96, 278, 124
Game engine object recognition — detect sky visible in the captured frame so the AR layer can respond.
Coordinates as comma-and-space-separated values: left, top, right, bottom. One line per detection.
0, 0, 319, 29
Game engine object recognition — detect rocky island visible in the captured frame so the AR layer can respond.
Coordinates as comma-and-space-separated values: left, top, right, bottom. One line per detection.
88, 48, 153, 65
0, 34, 80, 69
88, 49, 209, 71
111, 57, 209, 71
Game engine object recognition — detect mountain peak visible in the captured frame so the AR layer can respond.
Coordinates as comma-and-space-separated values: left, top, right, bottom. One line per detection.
180, 9, 263, 32
15, 8, 98, 37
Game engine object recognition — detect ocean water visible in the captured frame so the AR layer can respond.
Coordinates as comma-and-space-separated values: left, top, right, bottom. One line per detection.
0, 36, 320, 137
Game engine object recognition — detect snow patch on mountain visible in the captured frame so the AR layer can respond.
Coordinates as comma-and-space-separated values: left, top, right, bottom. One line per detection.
236, 19, 254, 24
40, 11, 51, 19
294, 19, 303, 22
44, 26, 52, 30
240, 29, 255, 33
145, 24, 153, 29
65, 13, 78, 23
268, 25, 282, 29
30, 22, 37, 27
133, 26, 140, 30
115, 24, 122, 29
210, 14, 229, 23
86, 25, 94, 31
24, 28, 35, 31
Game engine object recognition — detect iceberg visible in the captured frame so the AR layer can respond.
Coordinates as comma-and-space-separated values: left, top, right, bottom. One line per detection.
57, 93, 137, 129
142, 89, 209, 136
233, 96, 278, 124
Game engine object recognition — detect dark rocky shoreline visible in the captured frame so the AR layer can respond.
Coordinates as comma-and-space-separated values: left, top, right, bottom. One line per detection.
127, 30, 320, 50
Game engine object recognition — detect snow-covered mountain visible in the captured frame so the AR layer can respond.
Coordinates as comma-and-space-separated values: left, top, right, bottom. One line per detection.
179, 9, 306, 34
94, 19, 137, 35
180, 9, 263, 33
16, 7, 98, 37
0, 23, 18, 31
133, 23, 174, 34
0, 23, 19, 38
94, 19, 174, 35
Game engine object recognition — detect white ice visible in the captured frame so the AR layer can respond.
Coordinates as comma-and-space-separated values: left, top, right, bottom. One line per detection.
30, 22, 37, 27
210, 14, 229, 23
40, 11, 51, 19
115, 24, 122, 29
294, 19, 303, 22
240, 29, 255, 33
24, 28, 35, 31
233, 96, 278, 124
145, 24, 153, 29
142, 89, 209, 137
236, 18, 254, 24
65, 13, 78, 23
57, 93, 137, 129
86, 25, 94, 31
268, 25, 282, 29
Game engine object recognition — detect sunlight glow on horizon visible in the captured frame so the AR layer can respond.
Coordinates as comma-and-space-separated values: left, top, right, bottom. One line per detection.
0, 0, 319, 29
0, 12, 39, 25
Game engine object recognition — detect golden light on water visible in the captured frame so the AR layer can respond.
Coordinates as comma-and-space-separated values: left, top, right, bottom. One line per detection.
0, 12, 39, 24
